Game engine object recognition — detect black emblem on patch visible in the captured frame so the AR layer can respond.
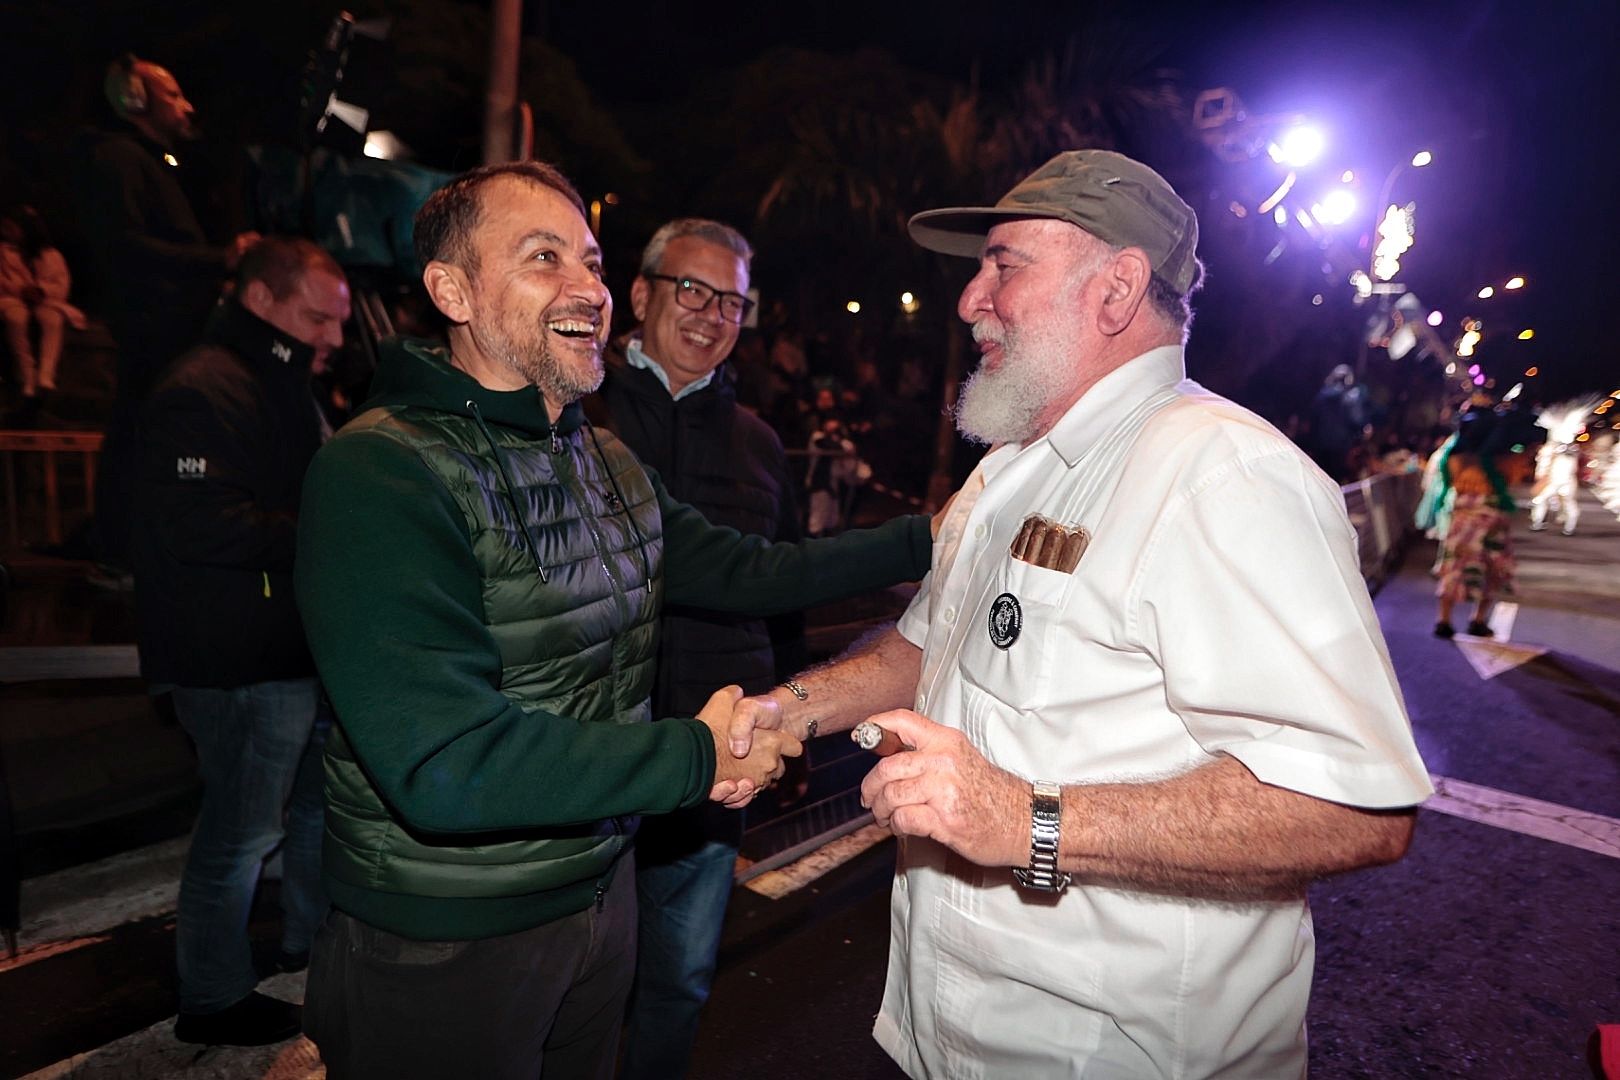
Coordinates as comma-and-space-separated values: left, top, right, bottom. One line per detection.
987, 593, 1022, 649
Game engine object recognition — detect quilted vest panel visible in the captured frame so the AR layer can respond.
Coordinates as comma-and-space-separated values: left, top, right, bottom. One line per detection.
323, 406, 666, 899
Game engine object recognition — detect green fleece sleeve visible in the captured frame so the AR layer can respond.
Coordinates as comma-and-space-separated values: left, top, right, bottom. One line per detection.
656, 473, 931, 613
295, 431, 716, 835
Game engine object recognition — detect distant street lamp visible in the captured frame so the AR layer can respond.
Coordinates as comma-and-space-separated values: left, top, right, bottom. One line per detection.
1373, 150, 1432, 231
1505, 276, 1526, 290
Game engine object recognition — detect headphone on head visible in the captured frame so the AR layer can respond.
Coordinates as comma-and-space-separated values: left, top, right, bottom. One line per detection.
104, 53, 149, 118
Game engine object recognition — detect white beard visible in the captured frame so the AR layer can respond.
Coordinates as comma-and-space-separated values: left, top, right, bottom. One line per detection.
955, 292, 1090, 446
952, 249, 1108, 446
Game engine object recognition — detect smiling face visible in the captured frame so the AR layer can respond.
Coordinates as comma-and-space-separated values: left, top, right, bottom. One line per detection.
952, 219, 1114, 445
631, 235, 749, 395
433, 176, 611, 410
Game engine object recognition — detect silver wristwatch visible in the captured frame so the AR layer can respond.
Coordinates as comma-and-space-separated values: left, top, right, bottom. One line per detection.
1012, 781, 1072, 893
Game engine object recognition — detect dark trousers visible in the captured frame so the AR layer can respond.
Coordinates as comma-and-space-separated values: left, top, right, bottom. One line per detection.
305, 854, 637, 1080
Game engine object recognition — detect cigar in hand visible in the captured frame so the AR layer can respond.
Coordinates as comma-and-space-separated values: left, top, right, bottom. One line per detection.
852, 720, 912, 757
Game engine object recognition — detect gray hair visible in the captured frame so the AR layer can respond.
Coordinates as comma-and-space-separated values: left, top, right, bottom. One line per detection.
1145, 259, 1205, 345
639, 218, 753, 276
1087, 235, 1203, 345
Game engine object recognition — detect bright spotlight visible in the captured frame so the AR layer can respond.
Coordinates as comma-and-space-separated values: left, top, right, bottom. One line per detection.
1314, 189, 1357, 225
1411, 150, 1433, 168
845, 300, 861, 314
900, 292, 920, 315
1505, 276, 1525, 290
1477, 286, 1495, 299
1427, 310, 1444, 327
1268, 125, 1325, 168
1341, 169, 1355, 183
1517, 328, 1534, 340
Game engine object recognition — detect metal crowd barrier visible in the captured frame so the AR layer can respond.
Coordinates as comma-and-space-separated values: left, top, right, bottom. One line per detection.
1341, 470, 1423, 594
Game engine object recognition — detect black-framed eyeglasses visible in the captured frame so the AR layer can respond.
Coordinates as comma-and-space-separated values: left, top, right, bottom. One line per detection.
645, 273, 755, 324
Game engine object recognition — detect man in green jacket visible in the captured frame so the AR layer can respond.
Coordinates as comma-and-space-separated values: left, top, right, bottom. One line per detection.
294, 160, 933, 1079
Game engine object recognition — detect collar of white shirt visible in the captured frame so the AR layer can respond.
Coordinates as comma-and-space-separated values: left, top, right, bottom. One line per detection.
1042, 345, 1186, 467
625, 337, 717, 401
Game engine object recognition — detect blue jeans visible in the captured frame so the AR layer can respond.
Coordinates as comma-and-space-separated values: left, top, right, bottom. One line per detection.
172, 677, 330, 1013
621, 837, 738, 1080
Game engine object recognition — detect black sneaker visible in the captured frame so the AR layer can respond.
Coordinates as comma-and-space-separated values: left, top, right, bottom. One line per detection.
1465, 620, 1494, 638
1433, 622, 1455, 639
174, 991, 301, 1046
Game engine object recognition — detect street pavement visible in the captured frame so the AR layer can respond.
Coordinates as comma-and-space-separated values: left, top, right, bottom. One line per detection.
2, 490, 1617, 1079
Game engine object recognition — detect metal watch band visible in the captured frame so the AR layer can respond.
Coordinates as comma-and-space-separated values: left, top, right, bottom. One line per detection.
1012, 780, 1072, 893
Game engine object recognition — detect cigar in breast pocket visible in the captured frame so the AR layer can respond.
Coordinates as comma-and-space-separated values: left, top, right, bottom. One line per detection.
852, 720, 913, 757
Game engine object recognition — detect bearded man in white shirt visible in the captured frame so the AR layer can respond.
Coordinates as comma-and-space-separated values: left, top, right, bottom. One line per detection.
731, 150, 1433, 1079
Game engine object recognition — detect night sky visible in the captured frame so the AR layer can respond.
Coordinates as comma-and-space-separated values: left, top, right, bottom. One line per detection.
3, 0, 1614, 400
538, 0, 1617, 400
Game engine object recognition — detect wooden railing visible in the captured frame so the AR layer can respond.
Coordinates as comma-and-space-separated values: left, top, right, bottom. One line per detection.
0, 430, 103, 549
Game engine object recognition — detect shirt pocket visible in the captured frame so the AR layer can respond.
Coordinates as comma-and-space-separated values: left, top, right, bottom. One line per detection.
957, 556, 1074, 713
929, 894, 1104, 1074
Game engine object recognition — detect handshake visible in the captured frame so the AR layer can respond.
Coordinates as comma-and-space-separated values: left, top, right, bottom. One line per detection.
696, 685, 800, 808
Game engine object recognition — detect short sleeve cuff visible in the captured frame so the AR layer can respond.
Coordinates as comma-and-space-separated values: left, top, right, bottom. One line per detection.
1221, 739, 1435, 810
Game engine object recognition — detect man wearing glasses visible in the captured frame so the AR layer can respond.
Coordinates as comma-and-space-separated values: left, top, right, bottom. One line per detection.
587, 218, 806, 1079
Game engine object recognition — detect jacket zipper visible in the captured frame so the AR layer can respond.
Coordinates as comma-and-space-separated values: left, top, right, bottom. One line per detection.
551, 430, 633, 694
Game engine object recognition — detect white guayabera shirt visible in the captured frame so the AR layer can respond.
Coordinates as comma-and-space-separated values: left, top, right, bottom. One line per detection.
876, 346, 1433, 1080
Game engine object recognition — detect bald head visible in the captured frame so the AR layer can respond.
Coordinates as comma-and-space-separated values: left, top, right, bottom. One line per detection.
116, 59, 197, 147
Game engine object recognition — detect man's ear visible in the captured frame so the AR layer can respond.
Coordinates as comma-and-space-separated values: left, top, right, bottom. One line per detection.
629, 275, 650, 323
1095, 247, 1152, 337
423, 261, 473, 324
239, 279, 275, 321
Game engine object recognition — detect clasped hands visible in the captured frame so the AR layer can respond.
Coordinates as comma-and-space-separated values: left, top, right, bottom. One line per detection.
717, 693, 1029, 869
700, 686, 801, 809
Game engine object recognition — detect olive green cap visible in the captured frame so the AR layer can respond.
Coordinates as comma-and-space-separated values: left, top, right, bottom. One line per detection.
908, 150, 1201, 294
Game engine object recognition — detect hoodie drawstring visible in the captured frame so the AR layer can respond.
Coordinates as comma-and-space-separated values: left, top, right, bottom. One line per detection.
467, 399, 550, 583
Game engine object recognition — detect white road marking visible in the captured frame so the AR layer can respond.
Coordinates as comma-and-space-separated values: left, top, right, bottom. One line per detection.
1426, 774, 1620, 859
1489, 600, 1518, 640
1454, 637, 1547, 679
